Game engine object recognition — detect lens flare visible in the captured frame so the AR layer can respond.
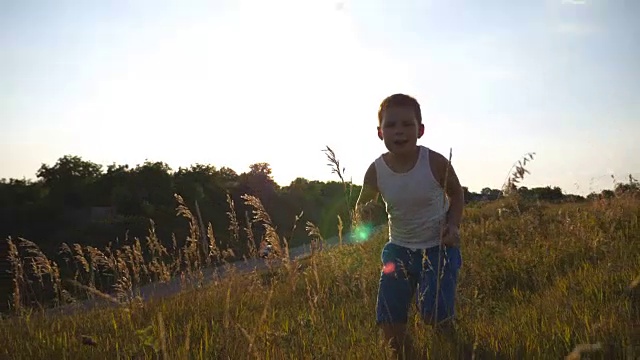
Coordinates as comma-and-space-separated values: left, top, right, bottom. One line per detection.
352, 223, 374, 243
382, 262, 395, 274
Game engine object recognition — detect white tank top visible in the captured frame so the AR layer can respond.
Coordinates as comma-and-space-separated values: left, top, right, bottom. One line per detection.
374, 146, 450, 249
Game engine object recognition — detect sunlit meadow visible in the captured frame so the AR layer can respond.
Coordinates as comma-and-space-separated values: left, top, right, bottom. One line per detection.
1, 150, 639, 360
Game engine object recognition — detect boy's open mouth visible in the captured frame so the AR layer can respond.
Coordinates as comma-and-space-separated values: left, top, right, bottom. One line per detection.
394, 140, 408, 146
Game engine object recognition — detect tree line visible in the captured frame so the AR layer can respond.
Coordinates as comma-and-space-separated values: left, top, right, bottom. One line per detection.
1, 155, 353, 258
1, 154, 638, 314
1, 154, 638, 260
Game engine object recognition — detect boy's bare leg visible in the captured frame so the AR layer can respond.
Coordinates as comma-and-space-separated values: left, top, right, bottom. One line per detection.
430, 317, 475, 359
433, 317, 456, 337
381, 323, 417, 360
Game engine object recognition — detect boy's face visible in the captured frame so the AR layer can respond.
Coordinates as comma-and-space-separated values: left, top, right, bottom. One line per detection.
377, 106, 424, 155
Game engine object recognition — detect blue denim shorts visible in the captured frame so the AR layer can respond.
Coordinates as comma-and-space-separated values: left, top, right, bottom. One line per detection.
376, 242, 462, 324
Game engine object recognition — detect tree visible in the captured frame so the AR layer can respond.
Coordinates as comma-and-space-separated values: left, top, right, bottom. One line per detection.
36, 155, 103, 208
614, 174, 639, 196
131, 161, 175, 217
239, 162, 278, 204
481, 187, 501, 201
217, 167, 239, 189
36, 155, 103, 184
249, 162, 273, 177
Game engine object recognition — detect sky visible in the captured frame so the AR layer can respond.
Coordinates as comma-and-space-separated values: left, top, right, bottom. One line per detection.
1, 0, 639, 195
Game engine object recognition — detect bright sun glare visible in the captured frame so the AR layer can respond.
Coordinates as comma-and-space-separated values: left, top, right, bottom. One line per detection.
47, 0, 419, 188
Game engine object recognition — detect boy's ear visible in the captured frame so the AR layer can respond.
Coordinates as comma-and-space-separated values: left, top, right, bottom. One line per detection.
377, 127, 383, 140
418, 124, 425, 138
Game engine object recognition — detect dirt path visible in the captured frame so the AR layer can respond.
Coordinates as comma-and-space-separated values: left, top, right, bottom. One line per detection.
43, 225, 384, 317
43, 243, 315, 317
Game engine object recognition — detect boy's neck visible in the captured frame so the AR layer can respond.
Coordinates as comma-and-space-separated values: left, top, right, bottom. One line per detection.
387, 145, 420, 166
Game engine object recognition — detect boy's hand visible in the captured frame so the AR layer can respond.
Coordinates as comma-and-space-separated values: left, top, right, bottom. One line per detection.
441, 224, 461, 247
356, 200, 380, 224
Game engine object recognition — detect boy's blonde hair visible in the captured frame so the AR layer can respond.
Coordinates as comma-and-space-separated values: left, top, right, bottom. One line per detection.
377, 93, 422, 125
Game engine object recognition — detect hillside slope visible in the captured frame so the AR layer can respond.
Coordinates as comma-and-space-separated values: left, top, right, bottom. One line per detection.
1, 197, 639, 359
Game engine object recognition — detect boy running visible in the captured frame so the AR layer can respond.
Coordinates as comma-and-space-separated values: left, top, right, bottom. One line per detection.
355, 93, 465, 358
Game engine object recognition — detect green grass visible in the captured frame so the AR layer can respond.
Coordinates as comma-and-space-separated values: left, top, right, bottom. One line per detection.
1, 195, 639, 359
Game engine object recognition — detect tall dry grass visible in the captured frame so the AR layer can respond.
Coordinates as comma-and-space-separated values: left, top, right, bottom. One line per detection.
1, 149, 639, 360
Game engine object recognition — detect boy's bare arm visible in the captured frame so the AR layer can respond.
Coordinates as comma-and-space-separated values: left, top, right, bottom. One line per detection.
355, 162, 380, 222
432, 152, 465, 228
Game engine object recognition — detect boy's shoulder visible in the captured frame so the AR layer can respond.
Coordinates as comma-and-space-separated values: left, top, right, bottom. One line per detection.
426, 147, 448, 165
425, 147, 456, 188
363, 151, 391, 189
364, 159, 378, 180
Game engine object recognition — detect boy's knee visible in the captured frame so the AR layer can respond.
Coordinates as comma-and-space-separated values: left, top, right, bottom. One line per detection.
378, 323, 416, 359
376, 300, 411, 324
376, 272, 414, 324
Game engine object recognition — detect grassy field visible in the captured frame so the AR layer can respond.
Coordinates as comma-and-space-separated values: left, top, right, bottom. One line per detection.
1, 192, 639, 359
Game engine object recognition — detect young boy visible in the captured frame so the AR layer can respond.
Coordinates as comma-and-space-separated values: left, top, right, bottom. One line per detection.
355, 93, 465, 358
